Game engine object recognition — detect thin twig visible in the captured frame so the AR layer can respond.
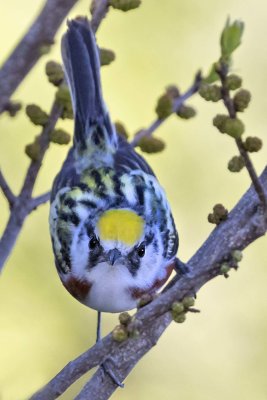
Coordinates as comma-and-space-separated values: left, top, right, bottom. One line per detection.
0, 169, 16, 207
0, 0, 79, 114
0, 101, 62, 272
29, 192, 51, 210
218, 63, 267, 213
29, 167, 267, 400
90, 0, 110, 32
20, 102, 62, 200
130, 71, 202, 147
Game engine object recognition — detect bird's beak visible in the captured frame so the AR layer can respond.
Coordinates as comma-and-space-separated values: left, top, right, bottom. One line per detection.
107, 248, 122, 266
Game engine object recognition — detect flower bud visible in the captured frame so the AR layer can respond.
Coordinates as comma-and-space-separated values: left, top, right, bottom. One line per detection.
228, 155, 245, 172
45, 61, 64, 86
119, 312, 132, 326
61, 108, 74, 120
138, 136, 165, 153
109, 0, 141, 12
223, 117, 245, 138
25, 137, 41, 162
213, 114, 228, 133
172, 312, 186, 323
49, 129, 71, 145
137, 293, 154, 308
213, 204, 228, 219
39, 44, 52, 55
127, 317, 142, 338
115, 121, 129, 139
56, 84, 73, 119
176, 105, 196, 119
231, 249, 243, 262
99, 48, 116, 66
182, 297, 195, 308
112, 325, 128, 342
199, 83, 221, 102
25, 104, 49, 126
233, 89, 251, 112
165, 85, 180, 99
155, 94, 173, 119
171, 301, 184, 315
208, 213, 217, 224
244, 136, 262, 152
56, 84, 71, 108
225, 74, 242, 90
208, 203, 228, 225
220, 263, 230, 274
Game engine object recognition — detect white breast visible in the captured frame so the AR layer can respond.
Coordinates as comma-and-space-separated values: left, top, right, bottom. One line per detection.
84, 262, 138, 312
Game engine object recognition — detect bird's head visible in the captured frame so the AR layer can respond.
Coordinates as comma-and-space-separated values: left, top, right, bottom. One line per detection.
69, 208, 163, 279
51, 206, 170, 285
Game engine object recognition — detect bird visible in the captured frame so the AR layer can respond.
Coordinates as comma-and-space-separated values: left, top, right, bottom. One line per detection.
49, 17, 181, 348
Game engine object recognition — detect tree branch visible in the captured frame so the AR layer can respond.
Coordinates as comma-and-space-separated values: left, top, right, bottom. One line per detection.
0, 169, 16, 207
217, 63, 267, 214
0, 0, 79, 114
29, 192, 51, 210
90, 0, 110, 32
30, 167, 267, 400
130, 71, 201, 147
0, 101, 62, 272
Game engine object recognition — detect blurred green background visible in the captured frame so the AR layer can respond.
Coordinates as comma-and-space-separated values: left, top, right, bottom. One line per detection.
0, 0, 267, 399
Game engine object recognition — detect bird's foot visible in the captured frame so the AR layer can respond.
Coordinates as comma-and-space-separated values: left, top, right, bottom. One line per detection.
174, 257, 189, 275
100, 359, 124, 388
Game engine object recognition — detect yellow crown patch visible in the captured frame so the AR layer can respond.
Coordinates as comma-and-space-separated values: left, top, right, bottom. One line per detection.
97, 209, 144, 246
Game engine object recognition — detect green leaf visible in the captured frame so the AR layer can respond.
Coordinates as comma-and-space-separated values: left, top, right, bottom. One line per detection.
220, 18, 244, 59
204, 63, 220, 83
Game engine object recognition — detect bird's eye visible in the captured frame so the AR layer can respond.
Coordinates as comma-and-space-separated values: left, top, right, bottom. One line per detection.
89, 236, 100, 249
137, 243, 146, 258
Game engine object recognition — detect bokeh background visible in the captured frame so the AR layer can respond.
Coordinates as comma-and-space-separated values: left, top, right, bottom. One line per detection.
0, 0, 267, 399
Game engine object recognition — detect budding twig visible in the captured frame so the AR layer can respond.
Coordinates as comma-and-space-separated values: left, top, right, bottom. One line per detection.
217, 63, 267, 213
0, 0, 80, 114
130, 71, 202, 147
91, 0, 110, 32
0, 169, 16, 208
29, 192, 51, 211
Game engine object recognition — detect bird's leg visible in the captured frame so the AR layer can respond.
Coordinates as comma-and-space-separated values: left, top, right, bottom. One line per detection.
96, 311, 124, 388
96, 310, 102, 343
174, 257, 189, 275
163, 257, 192, 293
172, 258, 196, 298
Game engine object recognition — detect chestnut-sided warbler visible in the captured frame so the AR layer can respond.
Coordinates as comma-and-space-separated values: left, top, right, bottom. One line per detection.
49, 18, 180, 334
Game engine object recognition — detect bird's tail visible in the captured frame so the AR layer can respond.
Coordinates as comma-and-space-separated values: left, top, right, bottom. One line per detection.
61, 18, 117, 159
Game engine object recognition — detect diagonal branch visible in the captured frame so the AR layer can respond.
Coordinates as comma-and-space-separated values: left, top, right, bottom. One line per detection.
130, 71, 202, 147
30, 167, 267, 400
0, 0, 79, 114
90, 0, 110, 32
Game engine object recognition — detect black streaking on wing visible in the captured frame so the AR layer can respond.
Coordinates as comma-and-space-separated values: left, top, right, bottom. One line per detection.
64, 197, 76, 208
90, 170, 106, 193
114, 136, 155, 177
79, 199, 98, 209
